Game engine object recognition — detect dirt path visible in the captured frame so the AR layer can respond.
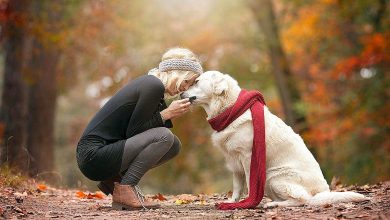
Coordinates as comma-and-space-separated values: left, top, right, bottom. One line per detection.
1, 181, 389, 219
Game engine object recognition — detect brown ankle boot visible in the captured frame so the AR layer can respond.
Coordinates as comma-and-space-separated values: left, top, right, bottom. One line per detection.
97, 175, 121, 195
112, 183, 160, 210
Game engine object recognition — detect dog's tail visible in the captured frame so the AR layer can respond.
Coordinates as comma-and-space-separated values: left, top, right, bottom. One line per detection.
308, 191, 368, 206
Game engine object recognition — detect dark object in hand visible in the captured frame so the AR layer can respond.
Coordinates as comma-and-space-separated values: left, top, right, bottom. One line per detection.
189, 96, 197, 103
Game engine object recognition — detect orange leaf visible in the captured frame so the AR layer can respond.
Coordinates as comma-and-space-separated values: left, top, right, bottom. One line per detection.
76, 191, 104, 199
93, 192, 104, 199
152, 193, 167, 201
76, 191, 86, 199
177, 194, 197, 202
37, 184, 47, 191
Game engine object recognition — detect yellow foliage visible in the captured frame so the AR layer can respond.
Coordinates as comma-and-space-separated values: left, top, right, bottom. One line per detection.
320, 0, 338, 5
0, 165, 26, 188
282, 7, 320, 53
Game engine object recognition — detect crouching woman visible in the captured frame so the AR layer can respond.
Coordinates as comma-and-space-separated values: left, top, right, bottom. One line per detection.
76, 48, 202, 210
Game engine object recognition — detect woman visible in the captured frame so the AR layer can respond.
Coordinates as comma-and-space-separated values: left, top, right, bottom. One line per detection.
76, 48, 202, 210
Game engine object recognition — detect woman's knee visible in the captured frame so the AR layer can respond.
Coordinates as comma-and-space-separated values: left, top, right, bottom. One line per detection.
151, 135, 181, 168
151, 127, 175, 146
170, 136, 181, 157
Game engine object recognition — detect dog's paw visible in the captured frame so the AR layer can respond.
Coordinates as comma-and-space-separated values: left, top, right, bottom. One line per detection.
263, 202, 279, 209
227, 197, 240, 203
264, 200, 304, 208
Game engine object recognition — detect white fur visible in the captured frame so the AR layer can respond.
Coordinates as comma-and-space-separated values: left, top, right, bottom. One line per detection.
182, 70, 368, 207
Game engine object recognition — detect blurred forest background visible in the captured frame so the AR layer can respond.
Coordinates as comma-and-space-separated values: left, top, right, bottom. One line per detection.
0, 0, 388, 194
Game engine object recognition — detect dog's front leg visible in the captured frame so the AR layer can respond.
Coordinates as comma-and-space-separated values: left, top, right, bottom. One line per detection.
241, 155, 251, 193
229, 171, 245, 202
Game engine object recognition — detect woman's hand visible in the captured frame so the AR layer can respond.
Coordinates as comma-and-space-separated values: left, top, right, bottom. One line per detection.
160, 98, 191, 120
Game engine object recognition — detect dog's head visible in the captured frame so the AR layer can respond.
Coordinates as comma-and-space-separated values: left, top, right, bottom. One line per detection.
181, 71, 241, 117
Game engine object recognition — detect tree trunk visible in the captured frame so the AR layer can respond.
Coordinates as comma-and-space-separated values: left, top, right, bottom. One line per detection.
27, 43, 60, 177
248, 0, 304, 130
0, 0, 30, 172
27, 1, 62, 178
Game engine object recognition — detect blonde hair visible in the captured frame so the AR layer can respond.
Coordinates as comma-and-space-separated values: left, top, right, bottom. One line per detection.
149, 48, 201, 98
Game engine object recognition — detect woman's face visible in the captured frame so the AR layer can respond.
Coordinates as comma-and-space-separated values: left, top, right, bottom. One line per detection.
166, 74, 198, 96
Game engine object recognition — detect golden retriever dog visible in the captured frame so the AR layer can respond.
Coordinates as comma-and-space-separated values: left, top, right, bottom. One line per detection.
182, 70, 368, 208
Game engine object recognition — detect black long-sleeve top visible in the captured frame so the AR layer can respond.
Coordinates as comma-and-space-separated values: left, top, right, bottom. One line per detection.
76, 75, 172, 180
81, 75, 172, 141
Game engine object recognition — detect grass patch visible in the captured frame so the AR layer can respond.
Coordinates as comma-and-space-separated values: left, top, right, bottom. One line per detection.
0, 165, 27, 188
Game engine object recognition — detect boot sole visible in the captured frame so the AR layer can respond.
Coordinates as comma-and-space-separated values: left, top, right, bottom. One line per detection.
112, 202, 144, 210
112, 202, 160, 210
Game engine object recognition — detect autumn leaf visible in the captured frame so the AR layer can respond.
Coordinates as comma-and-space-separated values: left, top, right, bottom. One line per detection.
151, 193, 167, 201
86, 193, 95, 199
196, 199, 209, 205
93, 192, 104, 199
177, 194, 197, 201
76, 191, 104, 200
175, 199, 190, 205
174, 194, 198, 205
37, 184, 47, 192
76, 191, 86, 199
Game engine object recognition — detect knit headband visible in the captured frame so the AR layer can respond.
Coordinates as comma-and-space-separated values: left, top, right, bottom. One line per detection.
158, 58, 203, 75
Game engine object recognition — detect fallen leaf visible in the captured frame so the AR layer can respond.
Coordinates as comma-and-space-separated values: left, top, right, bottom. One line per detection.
177, 194, 197, 202
152, 193, 167, 201
76, 191, 86, 199
76, 191, 104, 200
93, 192, 104, 199
37, 184, 47, 192
173, 194, 200, 205
323, 203, 332, 208
196, 200, 208, 205
175, 199, 190, 205
13, 206, 25, 214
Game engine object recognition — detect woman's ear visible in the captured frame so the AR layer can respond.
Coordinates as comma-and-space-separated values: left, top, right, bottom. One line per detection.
214, 75, 228, 95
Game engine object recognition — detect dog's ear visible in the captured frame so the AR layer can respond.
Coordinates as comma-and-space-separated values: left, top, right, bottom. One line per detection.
214, 75, 229, 95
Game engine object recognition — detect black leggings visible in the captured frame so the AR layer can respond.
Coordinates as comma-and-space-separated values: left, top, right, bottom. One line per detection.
119, 127, 181, 185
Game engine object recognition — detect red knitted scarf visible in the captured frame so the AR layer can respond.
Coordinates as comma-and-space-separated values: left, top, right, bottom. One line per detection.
208, 89, 266, 210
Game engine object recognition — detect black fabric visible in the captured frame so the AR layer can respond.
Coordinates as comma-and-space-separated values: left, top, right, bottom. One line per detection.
76, 136, 125, 181
76, 75, 173, 181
